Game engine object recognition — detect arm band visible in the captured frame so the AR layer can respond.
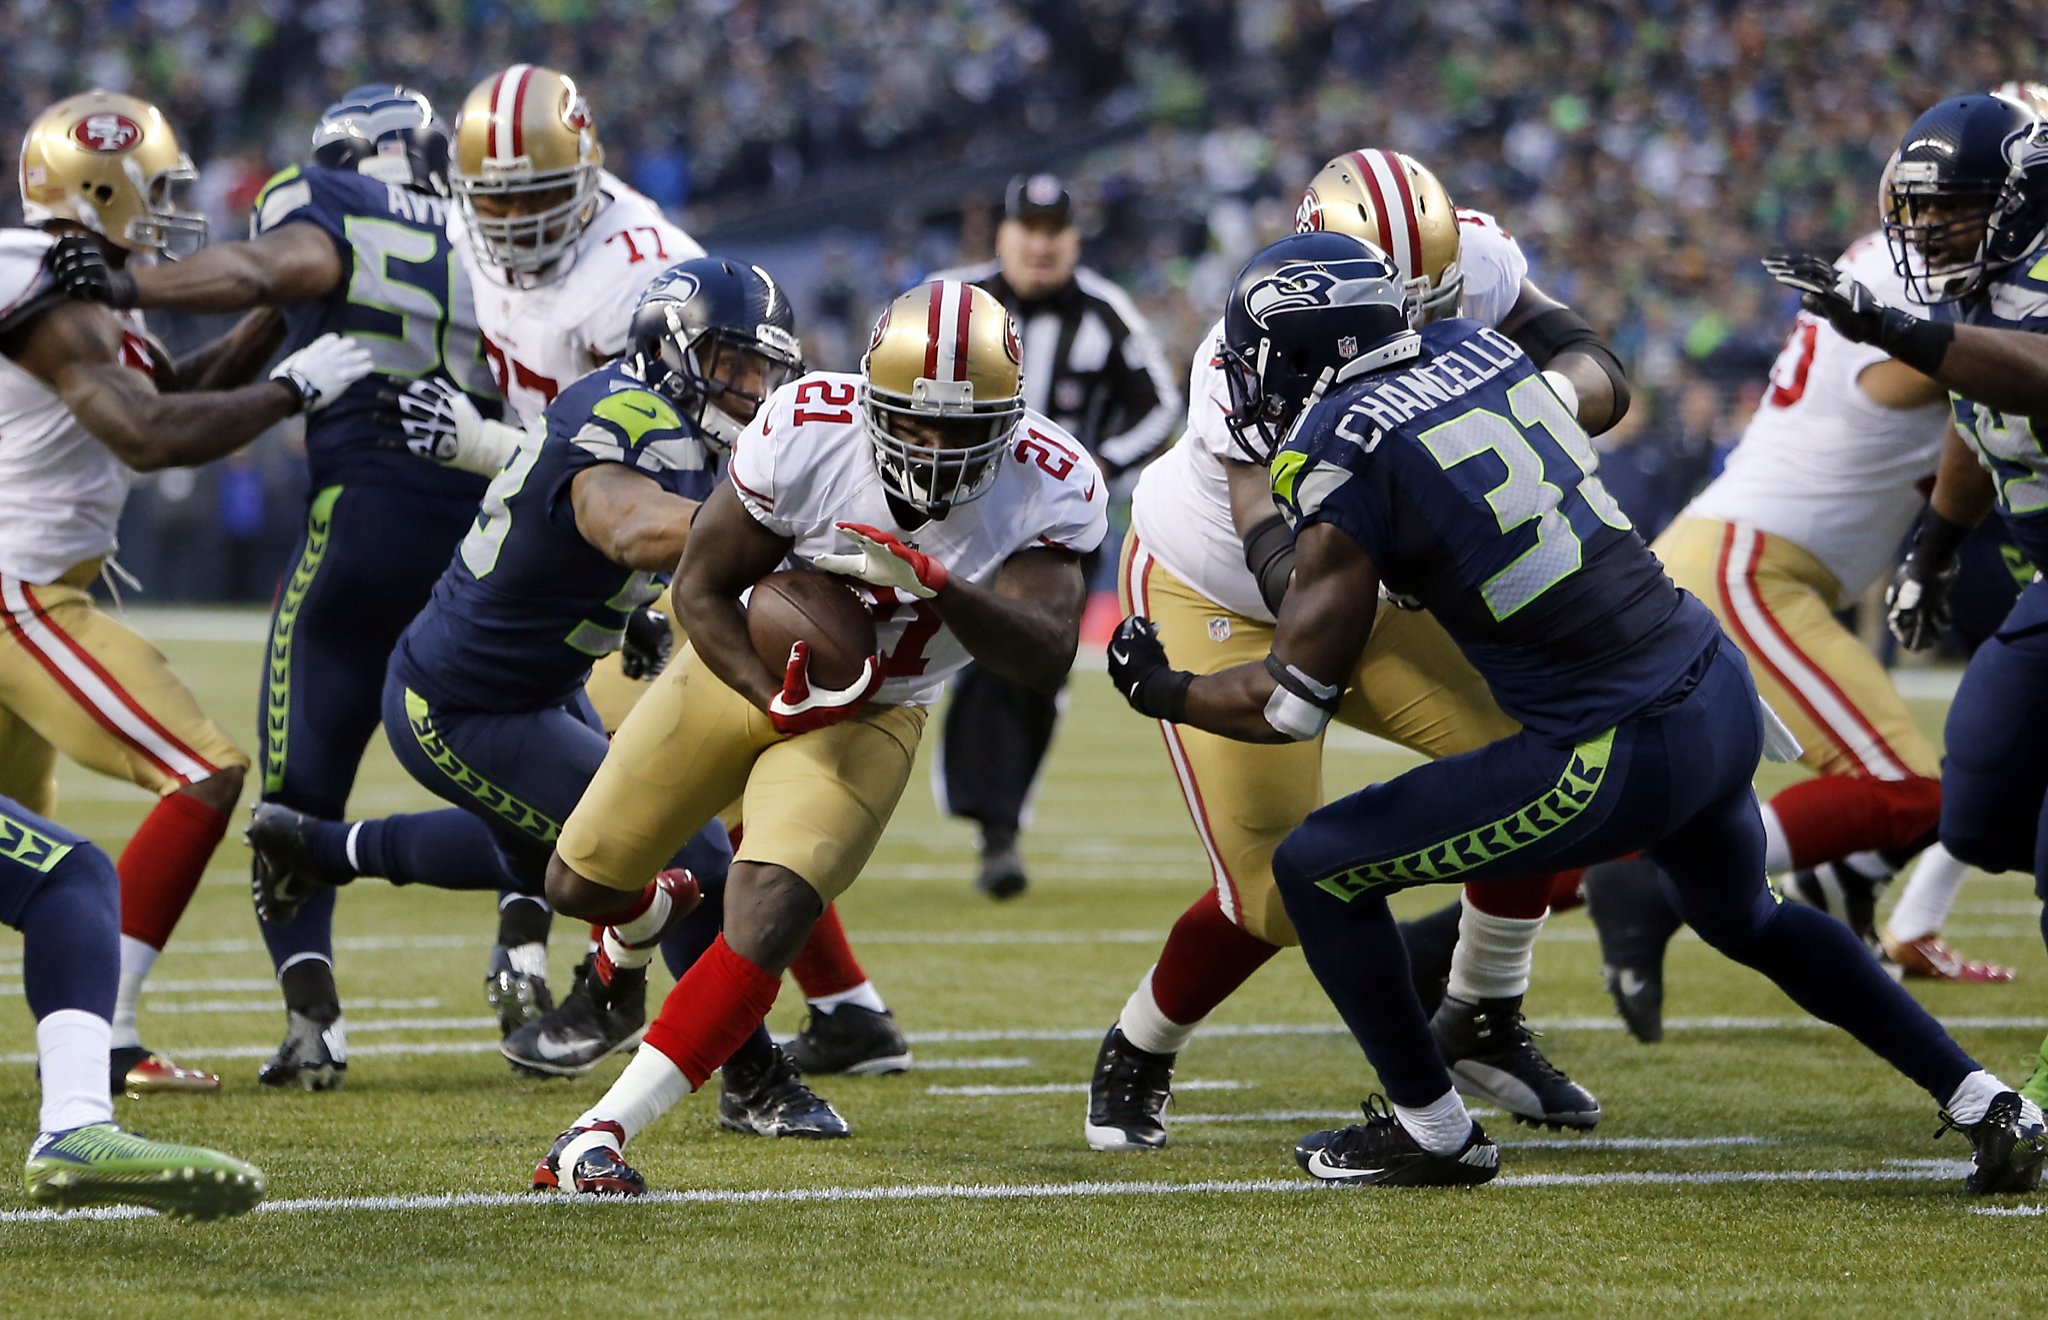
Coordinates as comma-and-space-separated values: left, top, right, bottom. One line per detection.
1875, 312, 1956, 378
1262, 654, 1339, 742
1508, 305, 1632, 431
1243, 513, 1296, 614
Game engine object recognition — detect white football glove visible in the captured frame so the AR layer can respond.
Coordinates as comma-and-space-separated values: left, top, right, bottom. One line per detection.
812, 522, 950, 599
1540, 369, 1581, 419
378, 377, 527, 476
270, 333, 374, 414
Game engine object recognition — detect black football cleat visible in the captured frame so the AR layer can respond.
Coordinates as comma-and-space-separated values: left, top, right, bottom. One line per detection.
1582, 858, 1683, 1043
1431, 994, 1600, 1130
501, 957, 646, 1078
1294, 1095, 1500, 1186
1395, 900, 1464, 1017
1938, 1091, 2047, 1195
975, 826, 1029, 900
717, 1043, 851, 1139
1781, 863, 1899, 973
784, 1003, 911, 1076
256, 1010, 348, 1091
532, 1121, 645, 1196
1084, 1024, 1175, 1151
246, 802, 348, 926
484, 943, 554, 1038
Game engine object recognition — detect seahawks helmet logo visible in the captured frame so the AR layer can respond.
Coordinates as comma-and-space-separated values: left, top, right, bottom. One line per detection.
1241, 257, 1400, 330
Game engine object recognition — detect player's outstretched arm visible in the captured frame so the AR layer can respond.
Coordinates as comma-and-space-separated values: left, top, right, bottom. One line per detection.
52, 226, 344, 314
172, 307, 288, 393
1111, 522, 1376, 743
569, 463, 699, 573
1497, 280, 1630, 435
671, 483, 798, 708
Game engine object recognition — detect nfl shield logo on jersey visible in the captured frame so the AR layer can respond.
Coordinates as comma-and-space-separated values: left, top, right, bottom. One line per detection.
1208, 616, 1232, 642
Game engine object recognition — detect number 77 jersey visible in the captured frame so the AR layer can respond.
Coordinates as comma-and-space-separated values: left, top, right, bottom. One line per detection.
1273, 318, 1721, 743
729, 372, 1110, 707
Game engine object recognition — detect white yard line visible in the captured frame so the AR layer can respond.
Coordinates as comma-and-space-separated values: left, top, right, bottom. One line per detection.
141, 999, 443, 1016
0, 1163, 1976, 1224
927, 1079, 1250, 1097
1971, 1204, 2047, 1216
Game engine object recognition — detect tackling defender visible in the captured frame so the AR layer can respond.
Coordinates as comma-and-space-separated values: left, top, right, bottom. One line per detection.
1089, 149, 1630, 1149
3, 91, 371, 1095
1112, 231, 2044, 1192
51, 85, 518, 1084
529, 280, 1106, 1194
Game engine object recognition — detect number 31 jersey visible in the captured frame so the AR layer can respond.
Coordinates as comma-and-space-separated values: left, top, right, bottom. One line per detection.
729, 371, 1109, 708
454, 170, 704, 427
252, 164, 498, 496
1274, 319, 1718, 742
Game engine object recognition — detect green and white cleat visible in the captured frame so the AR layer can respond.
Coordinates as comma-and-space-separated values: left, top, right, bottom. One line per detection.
24, 1122, 265, 1220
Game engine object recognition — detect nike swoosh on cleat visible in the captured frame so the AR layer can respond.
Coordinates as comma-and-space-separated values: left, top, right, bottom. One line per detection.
1305, 1150, 1385, 1181
1109, 647, 1129, 665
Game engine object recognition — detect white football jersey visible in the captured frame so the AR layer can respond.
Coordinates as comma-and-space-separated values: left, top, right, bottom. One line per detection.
1685, 232, 1951, 600
0, 229, 154, 583
455, 169, 704, 426
729, 371, 1109, 707
1132, 208, 1529, 621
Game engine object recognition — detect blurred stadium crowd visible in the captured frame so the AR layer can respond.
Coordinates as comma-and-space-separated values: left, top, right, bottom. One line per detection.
5, 0, 2040, 600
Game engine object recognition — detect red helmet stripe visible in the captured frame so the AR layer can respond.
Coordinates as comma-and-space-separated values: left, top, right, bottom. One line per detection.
509, 65, 535, 160
1354, 149, 1417, 279
953, 284, 973, 382
1382, 152, 1424, 276
924, 283, 944, 380
1348, 150, 1396, 257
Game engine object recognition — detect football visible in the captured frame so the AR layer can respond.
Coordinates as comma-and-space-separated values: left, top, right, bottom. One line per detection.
747, 568, 878, 689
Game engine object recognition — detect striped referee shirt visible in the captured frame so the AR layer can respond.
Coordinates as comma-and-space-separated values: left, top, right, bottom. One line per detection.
935, 261, 1181, 476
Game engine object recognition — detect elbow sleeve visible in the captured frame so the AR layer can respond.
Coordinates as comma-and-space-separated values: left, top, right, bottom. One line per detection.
1509, 306, 1631, 432
1243, 513, 1296, 615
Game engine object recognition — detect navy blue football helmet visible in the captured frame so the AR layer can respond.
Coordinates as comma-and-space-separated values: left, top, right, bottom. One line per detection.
311, 85, 451, 196
1218, 231, 1420, 461
629, 258, 805, 450
1884, 92, 2048, 304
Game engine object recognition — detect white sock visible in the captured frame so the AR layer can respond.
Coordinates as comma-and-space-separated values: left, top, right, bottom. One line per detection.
611, 884, 674, 946
1885, 844, 1969, 942
600, 928, 654, 972
1837, 849, 1893, 882
1760, 804, 1791, 875
1445, 901, 1545, 1002
111, 935, 159, 1050
36, 1009, 114, 1135
505, 942, 548, 980
1394, 1086, 1475, 1155
809, 981, 886, 1015
1116, 966, 1199, 1056
1944, 1069, 2015, 1125
576, 1044, 692, 1141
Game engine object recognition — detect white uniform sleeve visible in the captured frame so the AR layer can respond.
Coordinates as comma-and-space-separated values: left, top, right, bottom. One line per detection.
1455, 209, 1531, 330
1023, 418, 1111, 555
567, 189, 708, 363
1185, 319, 1240, 461
727, 382, 800, 537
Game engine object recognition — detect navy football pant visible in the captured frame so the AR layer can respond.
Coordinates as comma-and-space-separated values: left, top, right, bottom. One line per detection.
255, 483, 504, 975
1272, 639, 1977, 1109
1, 795, 118, 1024
1939, 577, 2048, 940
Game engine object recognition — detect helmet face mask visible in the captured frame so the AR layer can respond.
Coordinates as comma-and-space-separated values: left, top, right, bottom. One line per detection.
310, 85, 451, 196
20, 91, 209, 257
451, 65, 604, 285
860, 282, 1025, 518
1884, 94, 2048, 305
629, 258, 803, 453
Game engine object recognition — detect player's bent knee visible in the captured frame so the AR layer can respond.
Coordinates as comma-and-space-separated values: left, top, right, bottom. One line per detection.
1939, 821, 2030, 877
542, 852, 629, 918
722, 862, 823, 974
180, 764, 244, 816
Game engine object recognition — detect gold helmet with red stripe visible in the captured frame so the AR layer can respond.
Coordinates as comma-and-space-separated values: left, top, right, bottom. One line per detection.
1991, 80, 2048, 116
1294, 148, 1462, 324
19, 91, 207, 255
451, 64, 603, 282
860, 280, 1025, 517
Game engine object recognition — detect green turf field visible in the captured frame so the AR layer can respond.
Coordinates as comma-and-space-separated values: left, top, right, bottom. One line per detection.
0, 610, 2040, 1318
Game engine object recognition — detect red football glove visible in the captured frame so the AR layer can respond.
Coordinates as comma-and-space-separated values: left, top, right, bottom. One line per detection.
813, 521, 950, 599
767, 640, 885, 734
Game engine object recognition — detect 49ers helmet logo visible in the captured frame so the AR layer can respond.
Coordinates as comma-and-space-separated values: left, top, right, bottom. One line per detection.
867, 306, 892, 354
72, 113, 142, 153
1002, 311, 1022, 364
561, 90, 592, 132
1294, 187, 1326, 233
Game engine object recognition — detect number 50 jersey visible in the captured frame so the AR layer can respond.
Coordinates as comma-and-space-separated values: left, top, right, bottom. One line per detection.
253, 164, 499, 497
1273, 318, 1719, 742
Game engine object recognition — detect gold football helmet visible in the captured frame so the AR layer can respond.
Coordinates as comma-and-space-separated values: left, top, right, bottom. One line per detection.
1992, 80, 2048, 116
860, 280, 1025, 516
451, 65, 603, 282
19, 91, 206, 255
1294, 149, 1462, 323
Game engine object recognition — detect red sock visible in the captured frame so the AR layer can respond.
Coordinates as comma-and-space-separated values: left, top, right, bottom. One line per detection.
1768, 775, 1942, 869
642, 936, 783, 1089
1463, 872, 1553, 919
788, 903, 867, 999
1546, 868, 1587, 914
117, 791, 228, 950
1149, 889, 1280, 1025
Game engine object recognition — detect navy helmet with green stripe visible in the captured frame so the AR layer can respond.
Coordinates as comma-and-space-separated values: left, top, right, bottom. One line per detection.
629, 258, 805, 452
311, 85, 450, 197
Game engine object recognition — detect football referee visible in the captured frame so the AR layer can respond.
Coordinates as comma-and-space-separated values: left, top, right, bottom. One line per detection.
934, 174, 1182, 897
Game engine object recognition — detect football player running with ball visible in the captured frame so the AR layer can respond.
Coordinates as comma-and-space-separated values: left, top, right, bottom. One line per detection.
1090, 149, 1629, 1149
530, 280, 1106, 1195
1110, 231, 2044, 1192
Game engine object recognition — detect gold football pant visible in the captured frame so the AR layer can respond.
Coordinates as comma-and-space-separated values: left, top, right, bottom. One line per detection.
557, 645, 925, 903
0, 563, 246, 814
1119, 534, 1519, 946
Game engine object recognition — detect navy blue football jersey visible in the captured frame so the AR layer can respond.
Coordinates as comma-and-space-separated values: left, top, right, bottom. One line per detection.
391, 363, 718, 711
1937, 244, 2048, 565
252, 164, 499, 495
1271, 318, 1720, 741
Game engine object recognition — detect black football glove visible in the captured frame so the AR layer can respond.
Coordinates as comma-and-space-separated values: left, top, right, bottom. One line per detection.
376, 378, 465, 463
1107, 616, 1191, 721
620, 606, 674, 680
46, 233, 138, 308
1885, 509, 1971, 653
1760, 252, 1955, 375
